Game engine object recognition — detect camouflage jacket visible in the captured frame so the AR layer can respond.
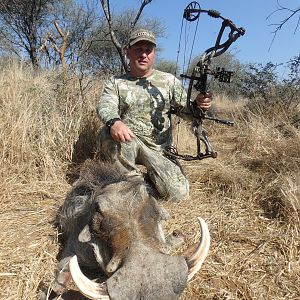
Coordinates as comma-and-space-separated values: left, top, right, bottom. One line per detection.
97, 69, 188, 149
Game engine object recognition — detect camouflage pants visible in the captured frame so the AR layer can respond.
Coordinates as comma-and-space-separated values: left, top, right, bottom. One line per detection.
97, 128, 189, 201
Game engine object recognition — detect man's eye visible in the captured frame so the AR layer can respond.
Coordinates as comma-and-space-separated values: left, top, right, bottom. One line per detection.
133, 47, 153, 55
134, 48, 142, 55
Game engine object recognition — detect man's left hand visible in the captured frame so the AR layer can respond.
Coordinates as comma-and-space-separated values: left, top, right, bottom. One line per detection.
195, 92, 213, 110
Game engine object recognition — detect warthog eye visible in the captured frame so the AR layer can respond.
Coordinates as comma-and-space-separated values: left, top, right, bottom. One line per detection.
172, 230, 181, 238
90, 212, 105, 236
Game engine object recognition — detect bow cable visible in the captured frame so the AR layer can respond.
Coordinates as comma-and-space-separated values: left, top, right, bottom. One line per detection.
172, 7, 200, 153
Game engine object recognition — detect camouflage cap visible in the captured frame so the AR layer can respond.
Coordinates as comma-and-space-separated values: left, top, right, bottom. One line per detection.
129, 28, 156, 46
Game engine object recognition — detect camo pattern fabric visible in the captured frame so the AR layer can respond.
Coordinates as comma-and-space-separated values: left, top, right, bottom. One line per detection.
98, 128, 189, 202
97, 69, 189, 201
97, 69, 187, 148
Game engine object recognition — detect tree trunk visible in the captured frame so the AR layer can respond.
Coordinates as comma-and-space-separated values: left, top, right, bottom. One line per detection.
29, 45, 39, 69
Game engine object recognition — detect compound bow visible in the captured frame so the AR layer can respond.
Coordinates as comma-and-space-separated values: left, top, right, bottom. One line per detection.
165, 1, 245, 161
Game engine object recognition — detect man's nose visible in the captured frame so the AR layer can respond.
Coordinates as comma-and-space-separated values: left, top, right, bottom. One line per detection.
140, 51, 148, 57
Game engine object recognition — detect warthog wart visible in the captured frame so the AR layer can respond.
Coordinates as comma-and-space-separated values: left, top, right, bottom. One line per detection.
41, 160, 210, 300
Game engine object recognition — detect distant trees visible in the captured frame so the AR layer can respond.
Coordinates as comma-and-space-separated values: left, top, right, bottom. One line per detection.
241, 62, 279, 100
39, 0, 97, 74
0, 0, 59, 68
0, 0, 298, 89
283, 54, 300, 109
155, 59, 179, 75
0, 0, 164, 75
241, 55, 300, 112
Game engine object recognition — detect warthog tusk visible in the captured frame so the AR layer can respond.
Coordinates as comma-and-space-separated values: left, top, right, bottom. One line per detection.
69, 255, 110, 300
184, 217, 211, 282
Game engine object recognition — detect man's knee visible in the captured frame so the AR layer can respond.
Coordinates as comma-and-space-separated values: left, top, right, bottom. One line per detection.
166, 179, 189, 201
145, 154, 189, 201
152, 174, 189, 202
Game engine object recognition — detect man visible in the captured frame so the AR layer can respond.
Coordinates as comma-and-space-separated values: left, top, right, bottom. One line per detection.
97, 28, 212, 201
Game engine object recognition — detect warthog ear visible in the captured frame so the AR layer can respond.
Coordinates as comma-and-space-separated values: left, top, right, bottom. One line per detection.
78, 225, 92, 242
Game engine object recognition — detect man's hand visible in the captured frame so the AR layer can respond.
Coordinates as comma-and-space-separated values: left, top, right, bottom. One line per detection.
110, 121, 135, 143
195, 92, 213, 110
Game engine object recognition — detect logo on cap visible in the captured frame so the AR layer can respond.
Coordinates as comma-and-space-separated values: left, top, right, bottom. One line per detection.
129, 29, 156, 46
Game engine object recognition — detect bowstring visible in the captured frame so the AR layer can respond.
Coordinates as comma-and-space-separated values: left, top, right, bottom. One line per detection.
172, 16, 184, 149
174, 16, 184, 79
172, 12, 200, 151
187, 16, 200, 76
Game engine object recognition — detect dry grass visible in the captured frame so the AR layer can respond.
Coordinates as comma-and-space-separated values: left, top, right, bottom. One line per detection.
0, 63, 299, 300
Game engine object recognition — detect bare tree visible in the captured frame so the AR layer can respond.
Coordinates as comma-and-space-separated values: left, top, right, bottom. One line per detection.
0, 0, 59, 68
267, 0, 300, 45
39, 0, 97, 74
39, 20, 70, 78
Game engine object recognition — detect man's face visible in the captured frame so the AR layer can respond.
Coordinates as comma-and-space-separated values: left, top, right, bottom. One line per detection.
127, 41, 156, 77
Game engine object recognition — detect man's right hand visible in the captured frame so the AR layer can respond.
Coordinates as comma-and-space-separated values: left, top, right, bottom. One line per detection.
110, 121, 135, 143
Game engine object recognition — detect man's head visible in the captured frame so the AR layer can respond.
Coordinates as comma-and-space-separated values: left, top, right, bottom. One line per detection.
127, 29, 156, 78
128, 29, 156, 47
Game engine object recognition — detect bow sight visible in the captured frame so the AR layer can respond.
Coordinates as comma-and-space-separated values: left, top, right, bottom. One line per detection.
165, 1, 245, 161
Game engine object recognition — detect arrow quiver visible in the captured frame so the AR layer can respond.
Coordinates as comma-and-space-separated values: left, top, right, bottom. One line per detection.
165, 1, 245, 161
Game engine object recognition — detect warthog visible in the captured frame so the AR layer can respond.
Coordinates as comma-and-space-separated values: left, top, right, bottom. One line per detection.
44, 160, 210, 300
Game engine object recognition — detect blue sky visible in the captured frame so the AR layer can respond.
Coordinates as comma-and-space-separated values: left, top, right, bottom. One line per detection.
112, 0, 299, 77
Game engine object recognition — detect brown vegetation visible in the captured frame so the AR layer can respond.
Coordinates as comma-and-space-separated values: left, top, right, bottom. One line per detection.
0, 62, 299, 299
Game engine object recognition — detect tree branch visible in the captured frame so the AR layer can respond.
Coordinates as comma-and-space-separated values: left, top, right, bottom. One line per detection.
100, 0, 127, 71
131, 0, 153, 30
267, 1, 300, 35
267, 1, 300, 50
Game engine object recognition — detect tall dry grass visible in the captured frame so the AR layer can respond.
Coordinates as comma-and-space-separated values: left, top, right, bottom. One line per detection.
0, 61, 101, 299
0, 60, 102, 182
167, 95, 300, 299
0, 62, 299, 299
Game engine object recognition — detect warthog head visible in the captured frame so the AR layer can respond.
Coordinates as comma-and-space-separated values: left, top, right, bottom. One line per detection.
54, 161, 210, 300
